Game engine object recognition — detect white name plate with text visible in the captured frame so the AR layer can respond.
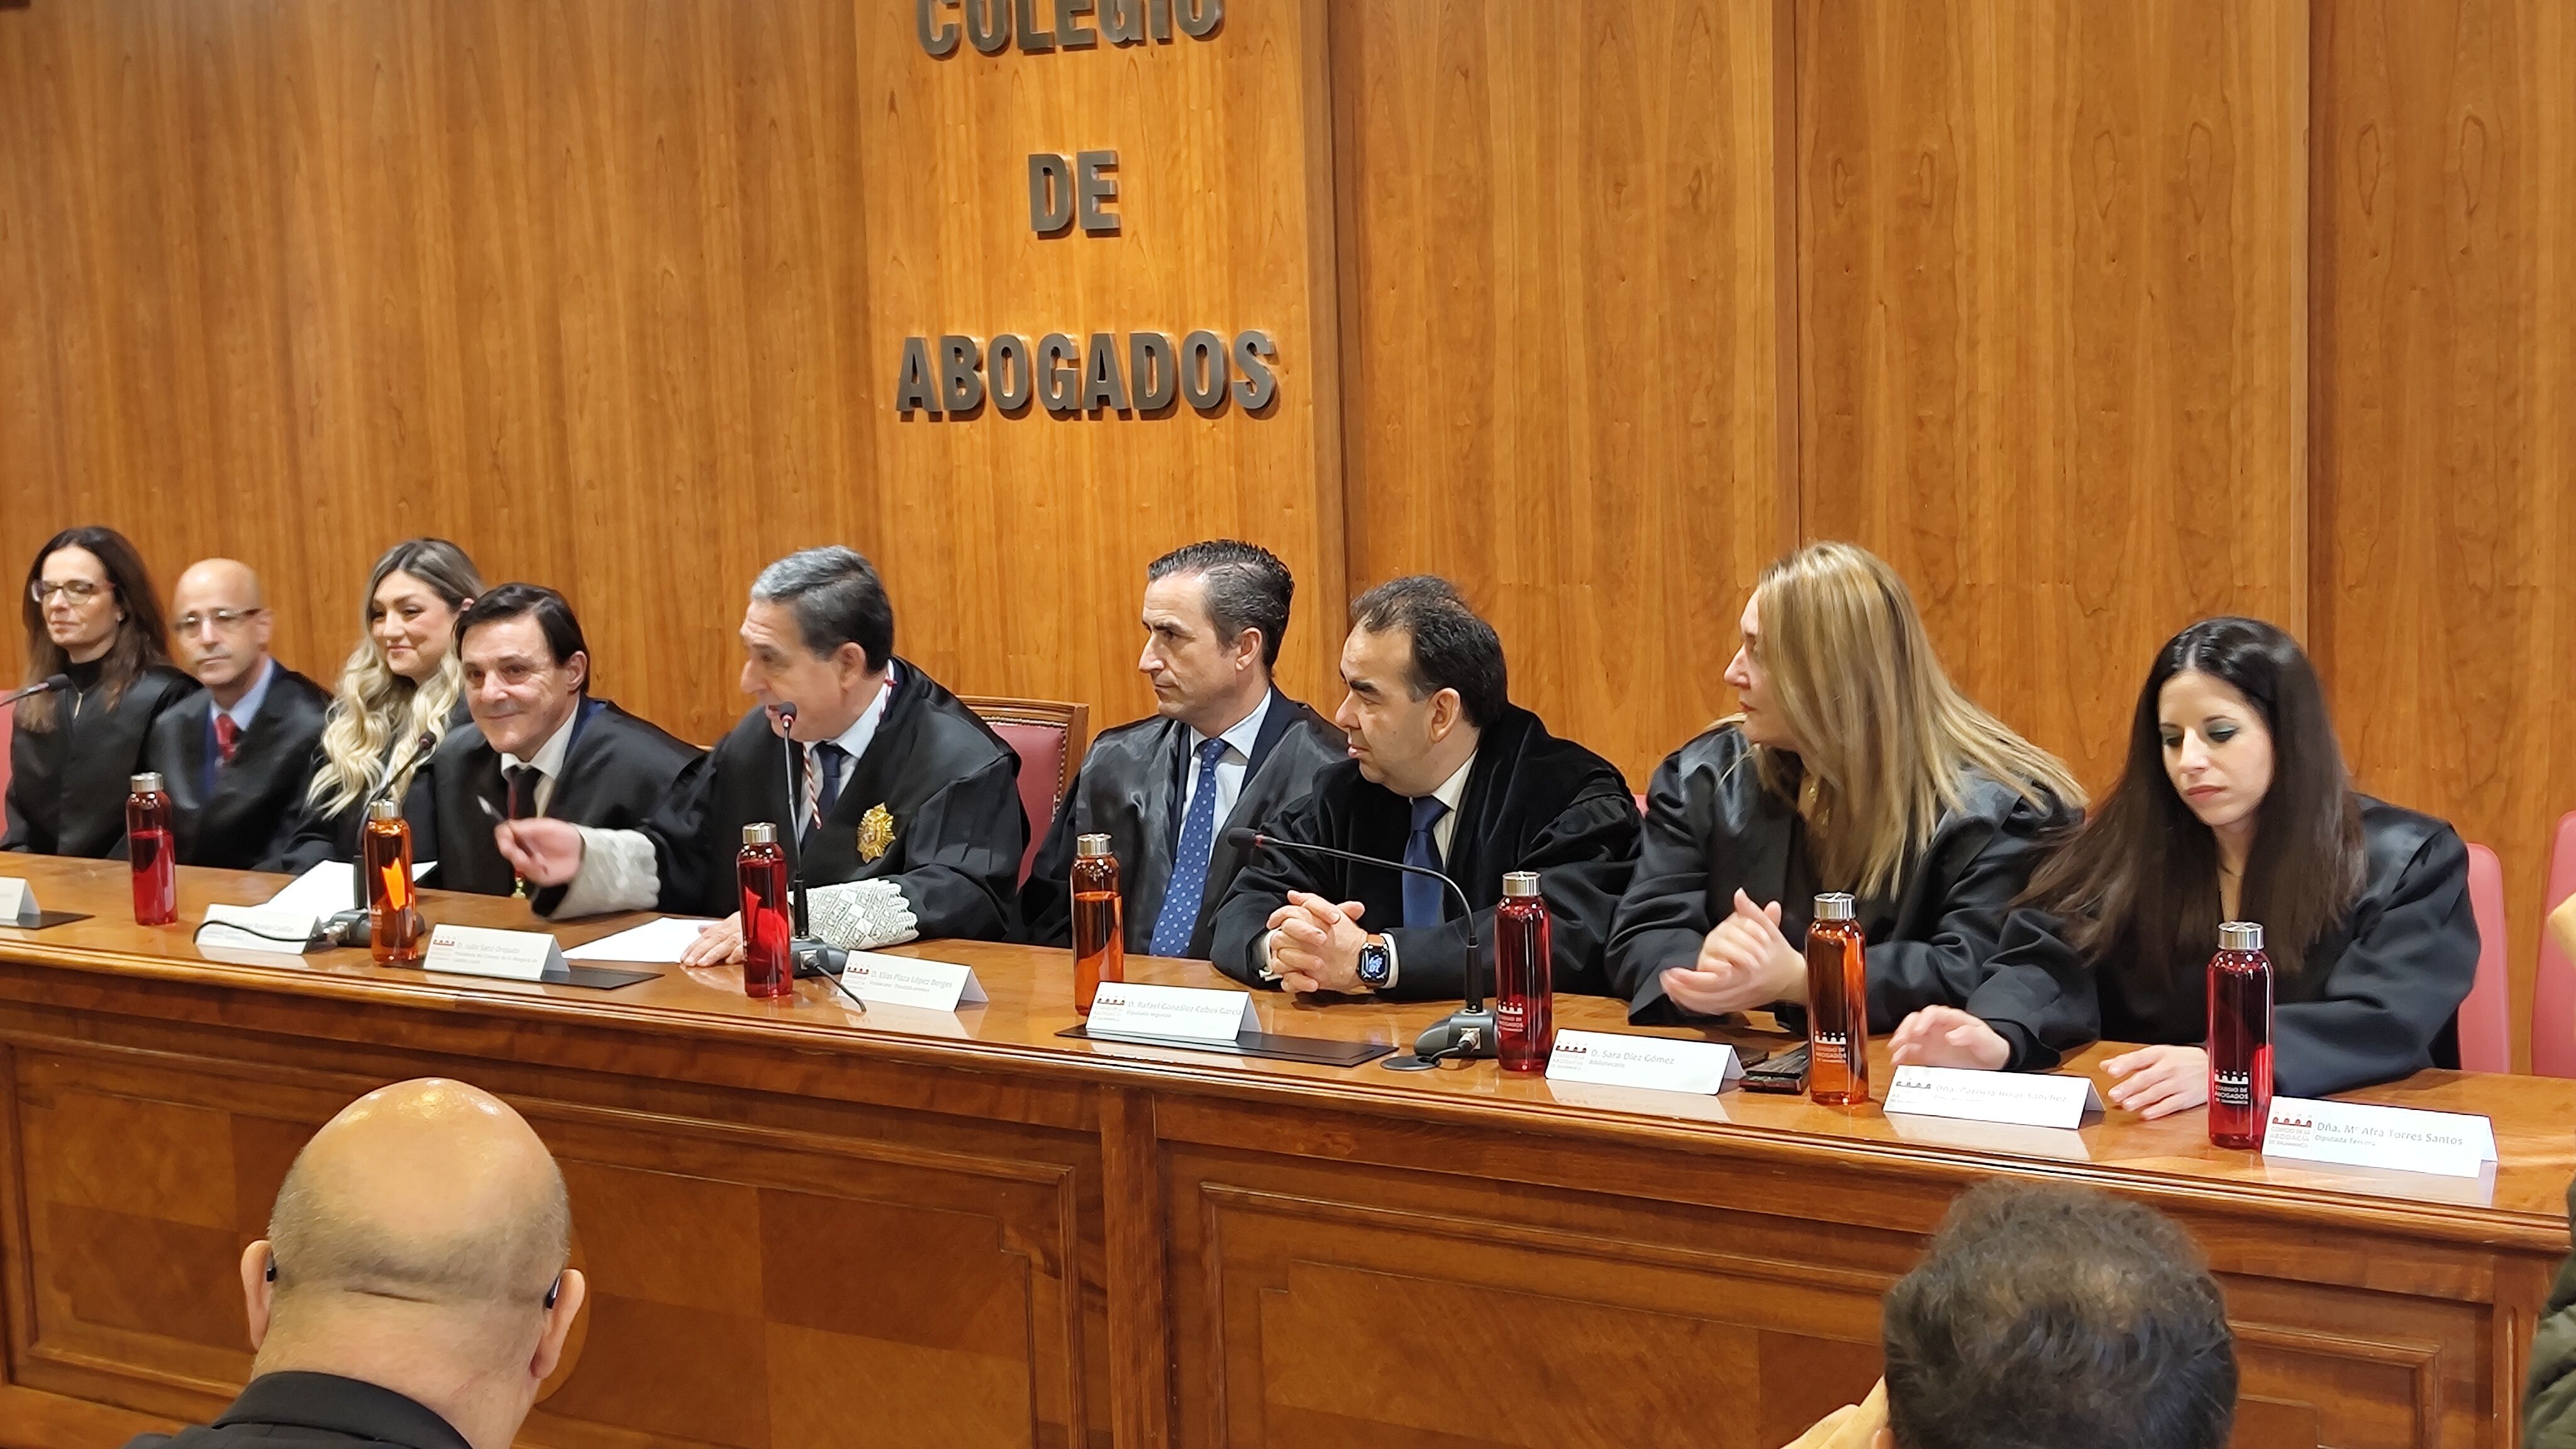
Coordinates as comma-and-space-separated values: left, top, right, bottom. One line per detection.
0, 878, 38, 925
1085, 982, 1260, 1043
197, 903, 322, 957
1885, 1065, 2104, 1130
843, 952, 988, 1012
2262, 1097, 2499, 1179
423, 924, 564, 982
1546, 1030, 1745, 1096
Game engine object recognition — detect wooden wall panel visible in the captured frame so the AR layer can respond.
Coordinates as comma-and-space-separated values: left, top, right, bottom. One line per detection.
1333, 0, 1790, 784
2311, 0, 2576, 1069
1796, 0, 2311, 790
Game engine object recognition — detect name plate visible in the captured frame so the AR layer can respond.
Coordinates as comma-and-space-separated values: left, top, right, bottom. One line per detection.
843, 952, 988, 1012
0, 878, 37, 926
197, 904, 321, 957
1885, 1065, 2104, 1130
1546, 1030, 1745, 1096
2262, 1097, 2499, 1179
423, 924, 565, 982
1085, 982, 1260, 1043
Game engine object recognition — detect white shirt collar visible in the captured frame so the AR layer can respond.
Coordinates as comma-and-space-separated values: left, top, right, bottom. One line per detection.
1190, 690, 1272, 763
500, 700, 583, 779
1426, 750, 1476, 814
824, 662, 900, 762
219, 657, 277, 731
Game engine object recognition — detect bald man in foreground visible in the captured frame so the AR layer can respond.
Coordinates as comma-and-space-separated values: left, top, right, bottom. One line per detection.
127, 1079, 587, 1449
143, 559, 331, 868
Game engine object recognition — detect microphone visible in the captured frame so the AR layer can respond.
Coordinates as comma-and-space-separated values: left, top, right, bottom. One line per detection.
323, 730, 438, 948
1226, 827, 1497, 1069
0, 674, 72, 708
772, 702, 851, 983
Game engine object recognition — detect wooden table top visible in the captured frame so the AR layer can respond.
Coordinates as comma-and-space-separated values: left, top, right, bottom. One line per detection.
3, 853, 2569, 1246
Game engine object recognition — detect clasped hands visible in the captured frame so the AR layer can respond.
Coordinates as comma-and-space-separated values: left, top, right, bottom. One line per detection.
494, 816, 748, 968
1266, 890, 1373, 994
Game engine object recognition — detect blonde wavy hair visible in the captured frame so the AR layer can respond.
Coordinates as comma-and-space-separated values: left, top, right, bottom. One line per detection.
1740, 541, 2084, 898
306, 540, 482, 818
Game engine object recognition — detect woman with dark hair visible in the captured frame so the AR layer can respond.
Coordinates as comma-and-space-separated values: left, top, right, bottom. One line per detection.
1890, 617, 2477, 1112
265, 539, 480, 874
4, 527, 199, 857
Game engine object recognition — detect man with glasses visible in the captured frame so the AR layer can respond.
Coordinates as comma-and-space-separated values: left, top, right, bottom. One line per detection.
145, 559, 330, 869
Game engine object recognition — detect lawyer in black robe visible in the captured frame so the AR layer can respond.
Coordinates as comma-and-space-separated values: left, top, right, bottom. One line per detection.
1021, 689, 1345, 957
144, 664, 331, 869
1209, 704, 1641, 1001
1604, 723, 2087, 1064
262, 704, 464, 876
1989, 797, 2476, 1094
4, 660, 199, 857
426, 696, 699, 901
639, 661, 1025, 940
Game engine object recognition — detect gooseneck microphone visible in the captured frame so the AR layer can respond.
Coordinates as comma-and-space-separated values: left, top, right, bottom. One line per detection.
772, 704, 852, 984
1226, 827, 1497, 1069
0, 674, 72, 709
323, 730, 438, 948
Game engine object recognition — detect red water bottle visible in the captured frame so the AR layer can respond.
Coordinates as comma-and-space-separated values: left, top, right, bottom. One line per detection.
364, 799, 422, 963
126, 773, 175, 925
1806, 892, 1868, 1104
1494, 870, 1553, 1072
739, 823, 792, 1000
2207, 920, 2274, 1148
1071, 833, 1123, 1014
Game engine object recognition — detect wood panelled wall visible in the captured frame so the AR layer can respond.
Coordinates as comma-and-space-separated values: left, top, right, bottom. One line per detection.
2, 1, 2572, 1059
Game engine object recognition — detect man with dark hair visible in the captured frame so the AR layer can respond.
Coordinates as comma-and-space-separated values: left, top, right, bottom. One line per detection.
1782, 1180, 2237, 1449
1210, 575, 1639, 1000
146, 559, 331, 869
500, 547, 1026, 953
124, 1078, 586, 1449
1021, 541, 1344, 958
431, 583, 699, 901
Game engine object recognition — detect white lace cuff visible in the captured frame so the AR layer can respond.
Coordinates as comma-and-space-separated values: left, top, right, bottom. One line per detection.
807, 878, 919, 950
548, 828, 660, 918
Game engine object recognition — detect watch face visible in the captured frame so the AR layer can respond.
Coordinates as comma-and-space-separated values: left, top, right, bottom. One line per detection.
1357, 943, 1391, 987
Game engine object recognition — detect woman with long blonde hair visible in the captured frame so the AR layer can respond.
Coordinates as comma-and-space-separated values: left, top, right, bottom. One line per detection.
266, 540, 480, 872
1604, 542, 2089, 1062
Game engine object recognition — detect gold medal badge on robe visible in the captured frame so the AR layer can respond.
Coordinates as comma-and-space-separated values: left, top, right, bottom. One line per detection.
857, 804, 896, 862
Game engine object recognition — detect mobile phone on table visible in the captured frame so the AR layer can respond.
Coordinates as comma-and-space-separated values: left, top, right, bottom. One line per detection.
1741, 1042, 1809, 1093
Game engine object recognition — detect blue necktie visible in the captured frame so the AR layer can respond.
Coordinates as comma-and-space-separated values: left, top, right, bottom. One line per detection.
1150, 736, 1230, 957
1403, 796, 1449, 929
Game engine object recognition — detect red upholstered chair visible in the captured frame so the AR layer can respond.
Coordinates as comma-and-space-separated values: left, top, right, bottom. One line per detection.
960, 697, 1090, 886
2534, 813, 2576, 1079
0, 704, 12, 806
2457, 843, 2511, 1073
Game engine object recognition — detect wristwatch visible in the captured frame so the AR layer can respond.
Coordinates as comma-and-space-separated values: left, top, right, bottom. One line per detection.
1355, 936, 1396, 991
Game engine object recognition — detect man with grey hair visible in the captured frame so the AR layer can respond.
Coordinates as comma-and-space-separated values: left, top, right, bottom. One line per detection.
1021, 540, 1343, 958
125, 1079, 587, 1449
500, 546, 1024, 955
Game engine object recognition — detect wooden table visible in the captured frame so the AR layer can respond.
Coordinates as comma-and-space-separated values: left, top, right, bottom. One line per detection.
0, 856, 2565, 1449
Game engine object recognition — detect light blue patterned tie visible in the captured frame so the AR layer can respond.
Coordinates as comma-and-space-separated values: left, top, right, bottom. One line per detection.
1150, 736, 1230, 957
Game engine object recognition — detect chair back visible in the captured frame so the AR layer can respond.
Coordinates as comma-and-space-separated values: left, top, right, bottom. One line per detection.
2536, 813, 2576, 1079
0, 704, 12, 808
2457, 843, 2511, 1072
961, 697, 1091, 886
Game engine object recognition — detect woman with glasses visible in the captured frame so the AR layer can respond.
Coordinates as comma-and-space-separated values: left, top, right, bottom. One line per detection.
5, 527, 199, 857
268, 540, 480, 874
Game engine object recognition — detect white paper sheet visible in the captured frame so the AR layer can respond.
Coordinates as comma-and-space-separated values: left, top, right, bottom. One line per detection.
562, 916, 720, 963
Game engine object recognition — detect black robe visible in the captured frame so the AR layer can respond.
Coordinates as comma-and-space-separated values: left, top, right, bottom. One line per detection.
3, 661, 199, 858
1603, 723, 2086, 1065
143, 663, 331, 870
638, 660, 1026, 940
261, 701, 468, 877
1209, 703, 1641, 1001
1992, 796, 2478, 1093
426, 696, 701, 901
1021, 689, 1346, 957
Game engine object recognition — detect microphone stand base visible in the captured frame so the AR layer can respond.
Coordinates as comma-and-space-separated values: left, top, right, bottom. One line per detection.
1380, 1007, 1500, 1071
321, 909, 372, 948
790, 938, 849, 978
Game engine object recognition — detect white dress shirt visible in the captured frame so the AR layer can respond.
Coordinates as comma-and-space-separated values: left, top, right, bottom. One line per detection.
498, 704, 581, 818
1180, 691, 1273, 830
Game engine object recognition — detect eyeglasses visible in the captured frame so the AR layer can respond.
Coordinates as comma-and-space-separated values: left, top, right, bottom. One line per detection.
29, 580, 109, 605
176, 608, 264, 635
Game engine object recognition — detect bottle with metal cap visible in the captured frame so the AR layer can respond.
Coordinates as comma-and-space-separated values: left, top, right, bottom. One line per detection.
362, 797, 422, 962
739, 823, 792, 999
1805, 892, 1868, 1104
1071, 833, 1124, 1014
2207, 920, 2273, 1148
1494, 871, 1554, 1071
126, 772, 175, 925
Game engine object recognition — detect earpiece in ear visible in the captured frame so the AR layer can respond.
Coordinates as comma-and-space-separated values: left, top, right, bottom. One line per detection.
544, 1274, 562, 1311
264, 1254, 277, 1284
